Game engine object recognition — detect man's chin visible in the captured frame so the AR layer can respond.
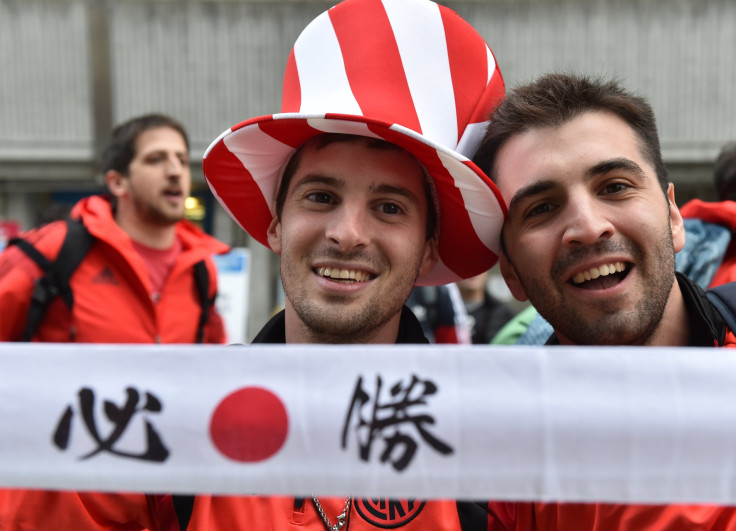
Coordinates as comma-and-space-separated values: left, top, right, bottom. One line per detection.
556, 320, 654, 346
151, 209, 185, 226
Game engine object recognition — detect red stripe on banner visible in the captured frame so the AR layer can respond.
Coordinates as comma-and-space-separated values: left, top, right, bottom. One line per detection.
329, 0, 422, 134
374, 125, 498, 278
203, 138, 273, 247
281, 49, 301, 113
257, 118, 325, 149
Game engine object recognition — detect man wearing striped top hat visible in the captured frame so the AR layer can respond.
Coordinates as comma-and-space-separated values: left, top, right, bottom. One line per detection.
173, 0, 507, 529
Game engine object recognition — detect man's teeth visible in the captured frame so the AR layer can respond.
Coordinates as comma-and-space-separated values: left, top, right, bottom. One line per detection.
317, 267, 370, 282
572, 262, 626, 284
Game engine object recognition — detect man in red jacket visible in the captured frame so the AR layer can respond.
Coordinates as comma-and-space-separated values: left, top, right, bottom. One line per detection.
174, 0, 506, 528
0, 114, 229, 530
474, 73, 736, 530
0, 113, 229, 343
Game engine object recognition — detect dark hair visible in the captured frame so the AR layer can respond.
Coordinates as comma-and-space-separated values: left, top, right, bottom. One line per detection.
474, 73, 669, 193
274, 133, 438, 241
714, 143, 736, 201
101, 113, 189, 175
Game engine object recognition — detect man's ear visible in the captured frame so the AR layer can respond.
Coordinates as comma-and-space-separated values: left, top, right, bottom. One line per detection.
105, 170, 127, 199
266, 215, 282, 255
499, 252, 529, 302
667, 183, 686, 253
416, 238, 439, 280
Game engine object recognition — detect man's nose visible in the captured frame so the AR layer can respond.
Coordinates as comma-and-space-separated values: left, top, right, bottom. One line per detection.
561, 197, 615, 247
325, 203, 370, 251
166, 155, 184, 176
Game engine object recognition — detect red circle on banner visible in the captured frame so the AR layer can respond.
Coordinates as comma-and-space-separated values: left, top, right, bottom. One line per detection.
209, 387, 289, 462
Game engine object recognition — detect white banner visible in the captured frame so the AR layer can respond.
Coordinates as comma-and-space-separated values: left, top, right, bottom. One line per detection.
1, 343, 736, 504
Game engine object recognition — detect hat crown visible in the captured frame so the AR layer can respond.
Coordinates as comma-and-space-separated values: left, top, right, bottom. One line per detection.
281, 0, 503, 159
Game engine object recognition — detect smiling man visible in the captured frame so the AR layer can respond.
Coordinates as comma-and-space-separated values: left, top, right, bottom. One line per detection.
476, 72, 736, 349
269, 135, 438, 345
183, 0, 508, 528
474, 73, 736, 530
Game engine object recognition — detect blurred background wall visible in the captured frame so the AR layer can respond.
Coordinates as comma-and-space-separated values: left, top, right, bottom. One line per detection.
2, 0, 735, 338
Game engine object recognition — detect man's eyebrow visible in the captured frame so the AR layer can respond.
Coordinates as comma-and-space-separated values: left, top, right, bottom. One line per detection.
370, 183, 421, 205
507, 180, 557, 215
291, 174, 343, 190
507, 158, 649, 214
586, 157, 648, 180
142, 148, 188, 159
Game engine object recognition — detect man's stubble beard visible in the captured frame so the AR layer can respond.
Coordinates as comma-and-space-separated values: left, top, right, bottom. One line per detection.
280, 247, 422, 344
512, 224, 676, 346
132, 193, 185, 227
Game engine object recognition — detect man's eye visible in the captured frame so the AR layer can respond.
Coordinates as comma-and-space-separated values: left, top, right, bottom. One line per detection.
378, 203, 402, 215
527, 202, 551, 217
602, 182, 627, 195
307, 192, 332, 204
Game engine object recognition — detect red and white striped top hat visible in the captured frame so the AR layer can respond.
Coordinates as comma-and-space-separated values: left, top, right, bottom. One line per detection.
204, 0, 506, 286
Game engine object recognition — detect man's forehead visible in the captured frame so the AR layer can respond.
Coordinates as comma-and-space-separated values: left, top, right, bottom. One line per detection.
135, 127, 187, 154
496, 115, 647, 188
294, 139, 422, 182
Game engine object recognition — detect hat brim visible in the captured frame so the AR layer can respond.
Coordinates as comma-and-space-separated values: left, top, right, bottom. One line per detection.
203, 113, 506, 286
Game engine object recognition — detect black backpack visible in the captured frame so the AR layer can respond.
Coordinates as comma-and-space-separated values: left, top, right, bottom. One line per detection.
8, 218, 212, 343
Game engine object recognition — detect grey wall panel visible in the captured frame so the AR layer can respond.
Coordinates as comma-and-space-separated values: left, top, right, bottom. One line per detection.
0, 0, 92, 163
1, 0, 734, 170
109, 1, 330, 156
450, 0, 736, 162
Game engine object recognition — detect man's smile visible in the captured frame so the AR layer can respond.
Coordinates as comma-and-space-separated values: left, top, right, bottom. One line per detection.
315, 267, 374, 283
571, 261, 631, 289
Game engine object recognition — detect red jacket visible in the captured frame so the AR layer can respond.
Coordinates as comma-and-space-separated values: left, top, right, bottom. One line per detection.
489, 501, 736, 531
680, 199, 736, 288
0, 493, 494, 531
0, 195, 229, 343
157, 495, 493, 531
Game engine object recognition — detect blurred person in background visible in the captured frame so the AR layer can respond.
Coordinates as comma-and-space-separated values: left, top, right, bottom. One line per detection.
456, 270, 515, 344
0, 112, 229, 344
407, 283, 473, 344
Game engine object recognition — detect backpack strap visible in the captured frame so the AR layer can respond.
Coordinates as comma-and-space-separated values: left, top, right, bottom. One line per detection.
706, 281, 736, 335
9, 218, 94, 341
192, 260, 211, 344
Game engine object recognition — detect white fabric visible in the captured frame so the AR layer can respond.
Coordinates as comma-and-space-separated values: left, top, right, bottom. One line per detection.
384, 0, 458, 147
294, 11, 362, 116
3, 343, 734, 503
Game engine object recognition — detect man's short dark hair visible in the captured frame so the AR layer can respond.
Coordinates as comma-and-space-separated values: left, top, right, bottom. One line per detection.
714, 143, 736, 201
474, 73, 669, 194
274, 133, 438, 241
102, 113, 189, 175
